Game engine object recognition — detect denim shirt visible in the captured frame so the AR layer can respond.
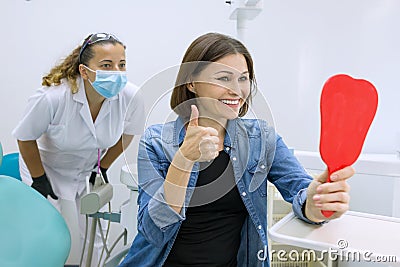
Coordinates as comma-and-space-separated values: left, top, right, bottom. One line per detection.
119, 117, 317, 267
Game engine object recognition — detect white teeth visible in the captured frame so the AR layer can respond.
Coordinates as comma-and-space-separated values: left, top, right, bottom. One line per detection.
220, 99, 239, 105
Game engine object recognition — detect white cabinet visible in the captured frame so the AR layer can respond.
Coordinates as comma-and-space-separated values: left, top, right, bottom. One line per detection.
267, 182, 335, 267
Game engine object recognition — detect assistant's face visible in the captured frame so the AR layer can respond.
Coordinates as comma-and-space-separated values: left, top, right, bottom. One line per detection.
82, 43, 126, 82
191, 53, 251, 120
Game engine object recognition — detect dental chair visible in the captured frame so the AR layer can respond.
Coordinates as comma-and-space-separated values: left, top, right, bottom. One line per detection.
0, 143, 71, 267
0, 152, 21, 180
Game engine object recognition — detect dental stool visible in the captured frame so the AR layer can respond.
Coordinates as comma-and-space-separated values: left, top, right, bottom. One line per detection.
0, 147, 71, 267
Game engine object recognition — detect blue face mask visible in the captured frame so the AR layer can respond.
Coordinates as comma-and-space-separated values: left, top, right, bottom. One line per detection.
85, 66, 127, 98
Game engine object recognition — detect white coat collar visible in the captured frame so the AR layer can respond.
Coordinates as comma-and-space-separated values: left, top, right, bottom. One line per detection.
72, 77, 116, 137
72, 77, 87, 104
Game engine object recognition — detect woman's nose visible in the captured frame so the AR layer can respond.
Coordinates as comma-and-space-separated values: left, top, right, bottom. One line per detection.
228, 81, 241, 96
112, 65, 124, 71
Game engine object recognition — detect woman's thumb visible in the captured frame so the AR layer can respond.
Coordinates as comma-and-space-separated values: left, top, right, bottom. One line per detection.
188, 105, 199, 127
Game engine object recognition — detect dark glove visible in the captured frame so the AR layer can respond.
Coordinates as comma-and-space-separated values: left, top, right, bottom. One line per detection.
89, 165, 109, 185
31, 173, 58, 200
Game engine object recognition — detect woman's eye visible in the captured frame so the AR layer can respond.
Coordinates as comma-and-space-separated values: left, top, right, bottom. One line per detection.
239, 76, 248, 81
119, 63, 126, 68
102, 64, 111, 68
216, 76, 230, 82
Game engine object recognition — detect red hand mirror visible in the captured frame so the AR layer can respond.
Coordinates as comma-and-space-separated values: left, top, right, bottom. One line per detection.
320, 74, 378, 218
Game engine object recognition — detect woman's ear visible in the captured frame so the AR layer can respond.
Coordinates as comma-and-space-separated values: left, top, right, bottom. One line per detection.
187, 82, 196, 94
79, 64, 89, 80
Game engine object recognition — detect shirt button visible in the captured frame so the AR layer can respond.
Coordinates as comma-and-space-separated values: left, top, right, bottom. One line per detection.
260, 164, 265, 169
232, 157, 237, 161
242, 192, 247, 197
258, 225, 262, 230
225, 147, 230, 151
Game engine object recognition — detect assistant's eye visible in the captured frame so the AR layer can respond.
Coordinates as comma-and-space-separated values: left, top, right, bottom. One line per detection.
119, 63, 126, 68
101, 63, 112, 68
239, 76, 248, 82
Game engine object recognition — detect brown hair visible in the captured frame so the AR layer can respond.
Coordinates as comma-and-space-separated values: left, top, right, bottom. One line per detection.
170, 32, 257, 118
41, 34, 125, 94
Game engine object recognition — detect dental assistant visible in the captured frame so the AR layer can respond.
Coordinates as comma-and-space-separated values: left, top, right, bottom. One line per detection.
12, 33, 145, 266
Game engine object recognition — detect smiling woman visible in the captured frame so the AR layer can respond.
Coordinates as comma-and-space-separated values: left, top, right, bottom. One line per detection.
170, 33, 255, 120
118, 32, 354, 267
12, 32, 145, 267
186, 55, 251, 121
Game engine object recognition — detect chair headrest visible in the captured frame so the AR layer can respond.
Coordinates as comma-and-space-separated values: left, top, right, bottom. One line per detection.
0, 175, 71, 266
0, 142, 3, 167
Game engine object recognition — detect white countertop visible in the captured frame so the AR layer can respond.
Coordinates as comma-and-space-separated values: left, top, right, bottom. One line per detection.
120, 164, 138, 190
269, 211, 400, 265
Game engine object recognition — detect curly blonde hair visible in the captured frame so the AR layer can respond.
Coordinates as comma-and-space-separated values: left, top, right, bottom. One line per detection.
41, 46, 82, 93
41, 34, 125, 94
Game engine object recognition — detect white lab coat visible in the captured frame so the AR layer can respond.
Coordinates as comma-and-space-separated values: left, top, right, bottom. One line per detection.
13, 77, 145, 200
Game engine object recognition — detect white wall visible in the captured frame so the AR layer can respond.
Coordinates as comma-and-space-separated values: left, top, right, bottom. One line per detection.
245, 0, 400, 154
1, 0, 400, 265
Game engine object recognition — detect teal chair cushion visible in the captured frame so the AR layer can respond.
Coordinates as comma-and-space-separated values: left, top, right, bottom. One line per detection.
0, 153, 21, 180
0, 142, 3, 166
0, 175, 71, 267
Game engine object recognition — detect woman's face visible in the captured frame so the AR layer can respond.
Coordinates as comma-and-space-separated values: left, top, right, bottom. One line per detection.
191, 53, 251, 120
82, 43, 126, 81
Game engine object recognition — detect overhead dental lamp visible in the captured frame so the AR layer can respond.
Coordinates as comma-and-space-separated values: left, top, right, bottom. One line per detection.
227, 0, 263, 41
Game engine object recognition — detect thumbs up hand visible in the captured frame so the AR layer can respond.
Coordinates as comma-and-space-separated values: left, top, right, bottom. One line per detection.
180, 105, 220, 162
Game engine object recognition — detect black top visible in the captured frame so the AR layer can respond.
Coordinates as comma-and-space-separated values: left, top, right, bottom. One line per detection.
164, 150, 247, 267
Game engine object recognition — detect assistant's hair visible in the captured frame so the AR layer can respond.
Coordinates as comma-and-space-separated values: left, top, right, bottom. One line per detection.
41, 34, 124, 94
170, 32, 257, 118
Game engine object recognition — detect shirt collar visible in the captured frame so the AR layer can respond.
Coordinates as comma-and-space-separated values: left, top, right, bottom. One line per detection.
72, 77, 86, 104
224, 119, 237, 148
174, 116, 186, 146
